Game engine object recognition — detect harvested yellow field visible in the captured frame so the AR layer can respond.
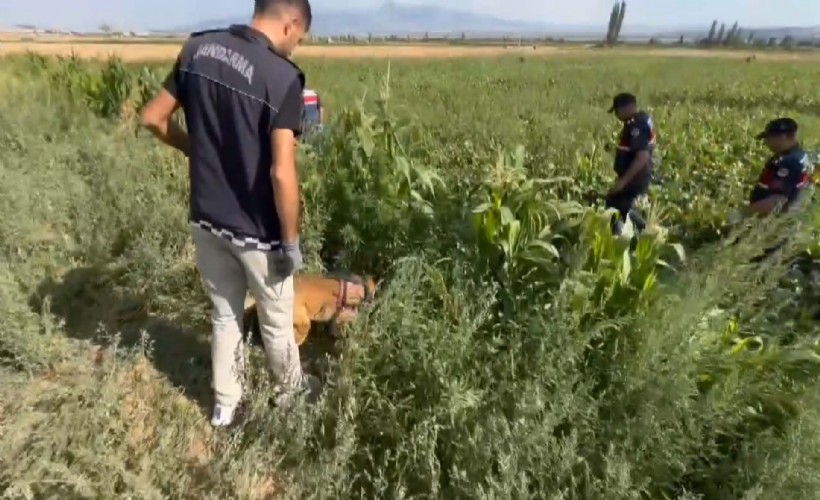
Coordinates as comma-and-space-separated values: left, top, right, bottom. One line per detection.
0, 40, 567, 60
1, 36, 818, 61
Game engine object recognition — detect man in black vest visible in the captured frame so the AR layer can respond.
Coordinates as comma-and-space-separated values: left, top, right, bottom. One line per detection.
141, 0, 315, 427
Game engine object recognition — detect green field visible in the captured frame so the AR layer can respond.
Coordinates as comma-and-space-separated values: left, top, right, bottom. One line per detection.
2, 52, 820, 499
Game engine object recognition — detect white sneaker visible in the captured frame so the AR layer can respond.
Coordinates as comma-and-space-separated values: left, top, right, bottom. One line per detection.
210, 404, 237, 427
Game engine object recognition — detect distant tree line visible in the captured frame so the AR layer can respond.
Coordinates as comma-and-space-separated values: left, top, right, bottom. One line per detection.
702, 20, 746, 47
597, 6, 819, 51
325, 31, 818, 49
700, 20, 815, 49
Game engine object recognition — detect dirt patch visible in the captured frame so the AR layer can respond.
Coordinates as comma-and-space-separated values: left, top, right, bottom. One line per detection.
0, 41, 569, 61
633, 47, 820, 61
0, 42, 181, 61
0, 33, 122, 42
1, 32, 818, 62
299, 44, 567, 58
0, 345, 286, 498
110, 355, 216, 464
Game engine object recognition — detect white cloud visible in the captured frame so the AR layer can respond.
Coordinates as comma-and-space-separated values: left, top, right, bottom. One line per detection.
466, 0, 613, 24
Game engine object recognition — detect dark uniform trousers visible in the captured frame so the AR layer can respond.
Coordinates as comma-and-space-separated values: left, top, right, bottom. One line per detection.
605, 174, 650, 235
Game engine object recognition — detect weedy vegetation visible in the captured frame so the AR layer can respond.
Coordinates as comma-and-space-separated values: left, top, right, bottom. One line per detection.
1, 51, 820, 499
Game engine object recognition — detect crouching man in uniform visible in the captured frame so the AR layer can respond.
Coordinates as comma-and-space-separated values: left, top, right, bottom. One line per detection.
140, 0, 319, 427
743, 118, 812, 217
606, 92, 657, 236
731, 117, 814, 263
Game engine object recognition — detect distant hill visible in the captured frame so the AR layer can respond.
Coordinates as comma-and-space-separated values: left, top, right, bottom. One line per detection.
10, 0, 815, 43
759, 26, 820, 40
165, 3, 820, 43
168, 2, 597, 38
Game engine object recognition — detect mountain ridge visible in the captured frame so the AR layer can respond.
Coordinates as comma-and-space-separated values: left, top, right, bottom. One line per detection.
170, 3, 551, 36
164, 2, 817, 40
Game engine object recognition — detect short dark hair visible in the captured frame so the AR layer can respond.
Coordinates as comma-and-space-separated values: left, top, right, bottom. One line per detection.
254, 0, 312, 30
608, 92, 637, 113
756, 117, 798, 140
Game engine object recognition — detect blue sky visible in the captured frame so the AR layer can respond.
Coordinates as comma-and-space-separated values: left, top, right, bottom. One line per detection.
1, 0, 817, 31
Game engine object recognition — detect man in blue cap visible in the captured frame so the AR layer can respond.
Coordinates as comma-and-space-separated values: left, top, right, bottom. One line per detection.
605, 92, 657, 235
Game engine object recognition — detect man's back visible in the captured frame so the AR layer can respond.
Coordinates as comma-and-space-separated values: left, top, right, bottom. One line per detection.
167, 24, 305, 250
140, 0, 315, 429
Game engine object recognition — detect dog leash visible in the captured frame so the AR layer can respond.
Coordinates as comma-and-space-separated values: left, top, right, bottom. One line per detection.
328, 275, 376, 327
335, 279, 349, 312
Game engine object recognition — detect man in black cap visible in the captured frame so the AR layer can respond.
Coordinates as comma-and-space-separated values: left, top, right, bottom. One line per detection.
742, 117, 812, 216
726, 117, 814, 264
140, 0, 318, 427
605, 92, 657, 235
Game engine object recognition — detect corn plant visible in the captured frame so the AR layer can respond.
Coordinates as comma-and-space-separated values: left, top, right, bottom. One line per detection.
471, 145, 585, 315
307, 75, 444, 276
93, 57, 135, 118
577, 209, 685, 316
135, 66, 162, 112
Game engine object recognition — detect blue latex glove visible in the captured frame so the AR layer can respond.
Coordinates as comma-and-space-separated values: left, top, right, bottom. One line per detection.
276, 240, 303, 276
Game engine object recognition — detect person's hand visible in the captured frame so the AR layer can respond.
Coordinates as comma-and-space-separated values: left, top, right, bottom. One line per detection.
276, 240, 303, 276
606, 179, 626, 197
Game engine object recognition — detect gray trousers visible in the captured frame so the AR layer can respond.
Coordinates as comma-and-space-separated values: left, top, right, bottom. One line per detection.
191, 225, 302, 407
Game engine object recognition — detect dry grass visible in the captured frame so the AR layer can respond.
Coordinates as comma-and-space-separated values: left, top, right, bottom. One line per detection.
0, 346, 280, 499
1, 36, 818, 61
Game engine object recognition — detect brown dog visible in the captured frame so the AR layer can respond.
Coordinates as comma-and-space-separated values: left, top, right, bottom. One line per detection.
243, 273, 377, 346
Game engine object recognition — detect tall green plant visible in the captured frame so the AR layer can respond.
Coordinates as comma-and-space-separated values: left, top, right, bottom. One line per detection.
471, 145, 583, 314
309, 70, 444, 276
